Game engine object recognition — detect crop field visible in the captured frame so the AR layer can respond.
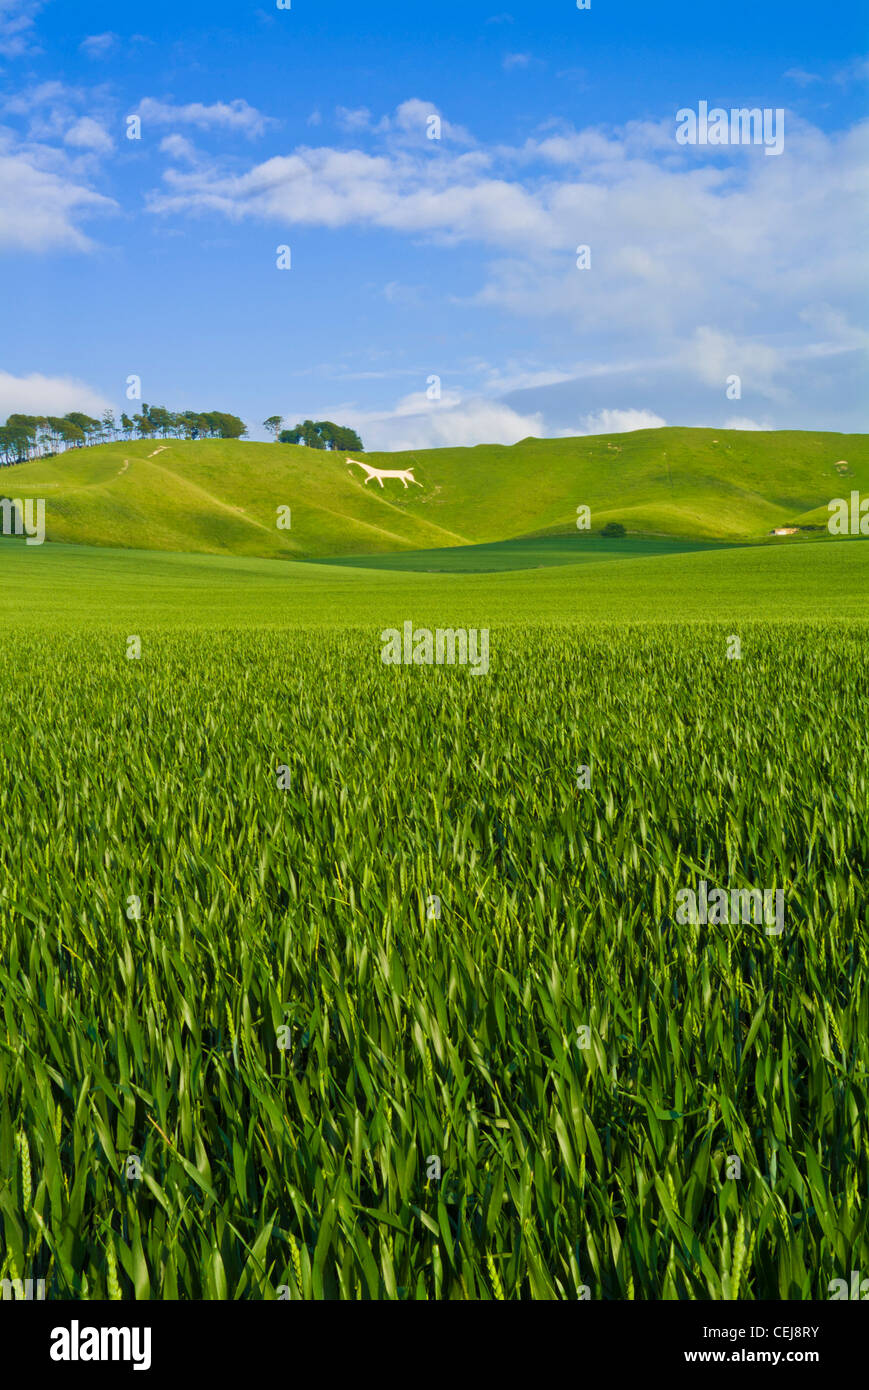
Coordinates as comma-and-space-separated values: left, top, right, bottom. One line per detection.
2, 533, 867, 630
313, 533, 734, 573
2, 621, 867, 1300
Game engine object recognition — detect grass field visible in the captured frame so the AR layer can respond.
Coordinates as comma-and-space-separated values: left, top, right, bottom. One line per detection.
2, 532, 867, 630
1, 525, 868, 1301
313, 534, 736, 572
2, 617, 867, 1300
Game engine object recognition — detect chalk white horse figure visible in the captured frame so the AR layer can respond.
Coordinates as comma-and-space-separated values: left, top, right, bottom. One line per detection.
347, 457, 421, 489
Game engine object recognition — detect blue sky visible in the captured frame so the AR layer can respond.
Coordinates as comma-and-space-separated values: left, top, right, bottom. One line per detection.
1, 0, 866, 447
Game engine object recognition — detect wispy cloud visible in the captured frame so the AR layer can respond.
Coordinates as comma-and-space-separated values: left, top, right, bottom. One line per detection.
159, 133, 199, 164
0, 80, 117, 152
0, 0, 44, 58
575, 408, 667, 434
141, 96, 867, 432
333, 98, 474, 145
79, 32, 117, 59
0, 368, 111, 417
336, 106, 375, 132
64, 116, 113, 153
834, 54, 869, 85
135, 97, 274, 138
783, 67, 821, 86
145, 100, 868, 395
556, 67, 588, 86
383, 280, 422, 306
503, 52, 534, 71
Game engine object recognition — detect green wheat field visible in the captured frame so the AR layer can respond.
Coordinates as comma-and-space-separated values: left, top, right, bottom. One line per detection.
1, 430, 868, 1300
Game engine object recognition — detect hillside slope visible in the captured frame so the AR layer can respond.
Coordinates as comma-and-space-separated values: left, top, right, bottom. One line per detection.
1, 427, 866, 559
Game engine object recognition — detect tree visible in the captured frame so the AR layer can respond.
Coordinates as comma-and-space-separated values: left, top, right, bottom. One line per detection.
45, 417, 70, 452
63, 413, 100, 445
279, 420, 324, 448
600, 521, 626, 538
217, 412, 247, 439
200, 411, 247, 439
1, 402, 250, 463
178, 411, 204, 439
317, 421, 364, 452
278, 419, 363, 451
148, 406, 174, 437
133, 411, 155, 438
0, 423, 33, 465
5, 415, 40, 460
302, 419, 324, 449
57, 420, 84, 449
339, 425, 363, 452
263, 415, 283, 440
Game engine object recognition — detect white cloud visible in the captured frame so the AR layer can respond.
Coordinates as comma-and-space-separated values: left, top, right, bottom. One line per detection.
556, 67, 588, 86
503, 53, 533, 71
336, 106, 373, 132
1, 81, 121, 158
0, 150, 116, 250
159, 133, 199, 163
0, 83, 117, 245
480, 364, 578, 394
145, 103, 866, 262
150, 145, 551, 244
1, 80, 82, 141
383, 281, 422, 306
337, 390, 543, 451
576, 408, 667, 435
797, 304, 869, 352
784, 67, 821, 86
679, 328, 789, 403
834, 55, 869, 85
64, 116, 113, 153
79, 32, 117, 58
391, 98, 474, 145
136, 100, 868, 430
0, 369, 111, 418
0, 0, 44, 58
337, 98, 474, 146
143, 110, 869, 428
136, 97, 272, 138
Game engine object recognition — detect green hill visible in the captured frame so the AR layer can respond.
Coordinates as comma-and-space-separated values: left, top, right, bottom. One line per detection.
2, 427, 866, 560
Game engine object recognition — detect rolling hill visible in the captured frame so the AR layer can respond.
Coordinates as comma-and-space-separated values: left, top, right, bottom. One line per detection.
1, 426, 866, 561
